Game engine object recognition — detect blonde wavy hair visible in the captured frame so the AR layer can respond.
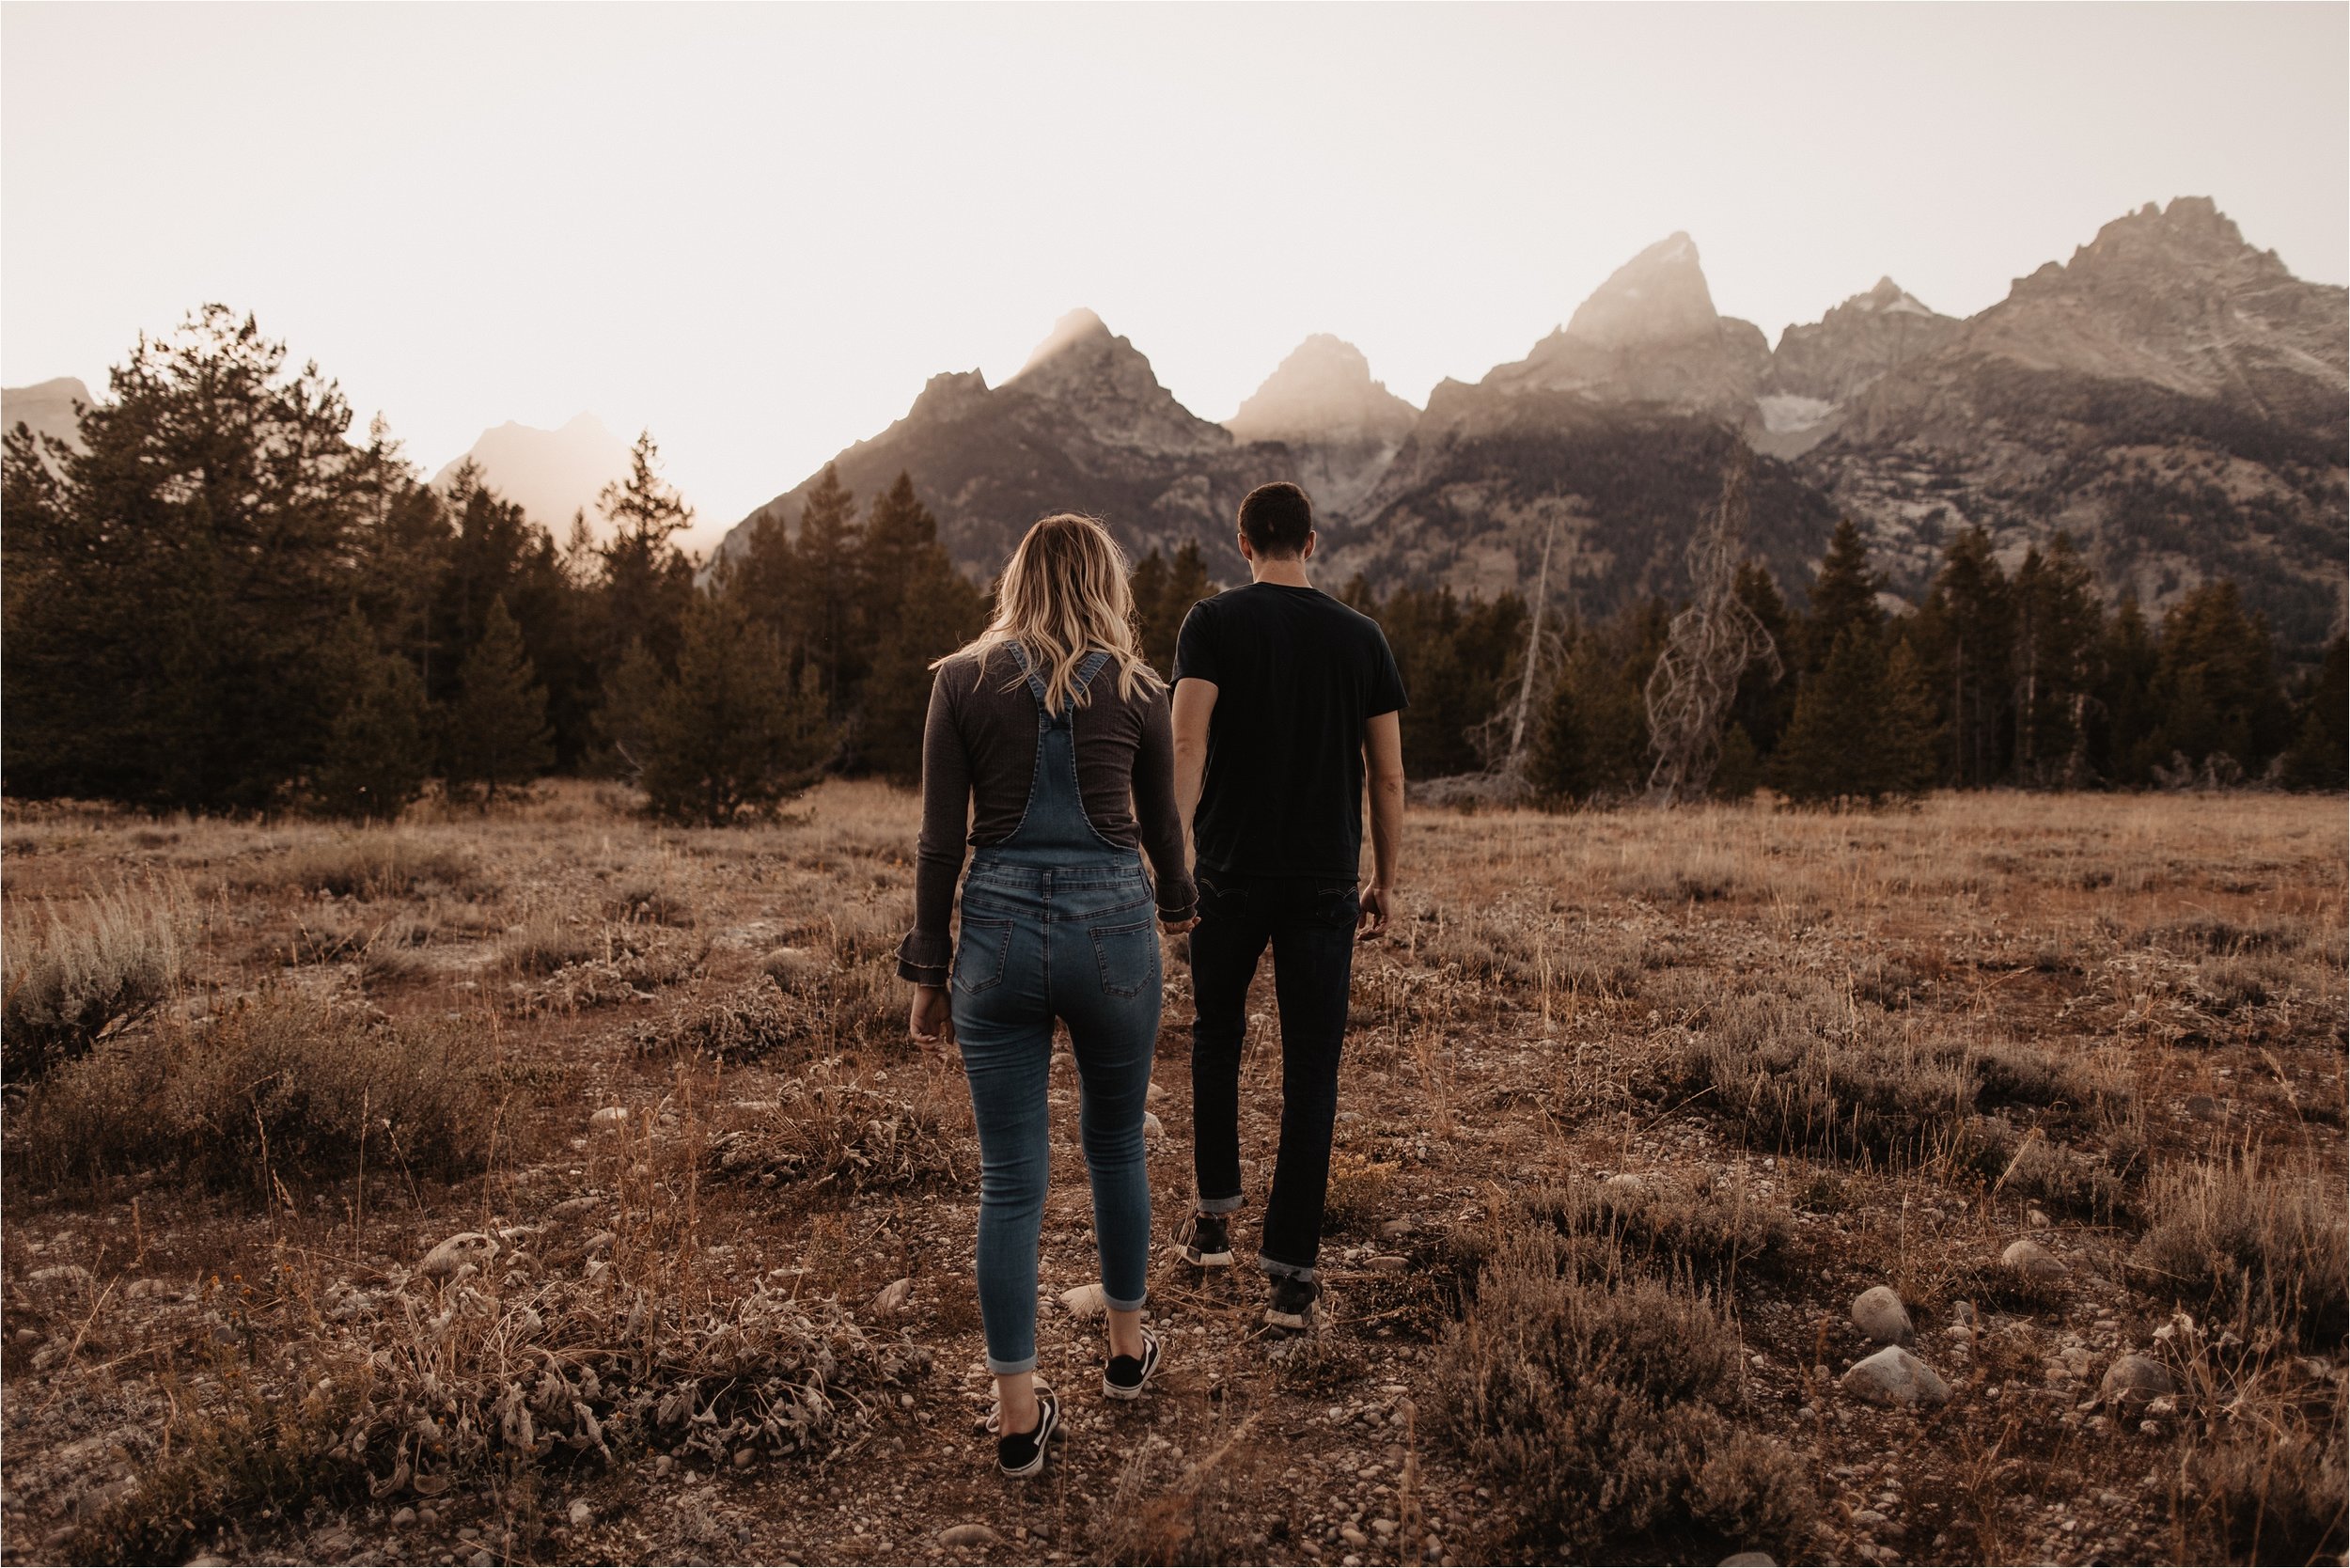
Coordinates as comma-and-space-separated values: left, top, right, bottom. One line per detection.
936, 513, 1158, 713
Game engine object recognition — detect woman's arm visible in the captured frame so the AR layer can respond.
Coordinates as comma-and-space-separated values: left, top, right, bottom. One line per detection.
896, 666, 970, 988
1133, 682, 1197, 932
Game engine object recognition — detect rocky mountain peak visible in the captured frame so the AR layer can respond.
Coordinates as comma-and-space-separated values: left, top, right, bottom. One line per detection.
1225, 334, 1418, 446
2, 376, 91, 452
1004, 308, 1228, 456
1565, 230, 1721, 347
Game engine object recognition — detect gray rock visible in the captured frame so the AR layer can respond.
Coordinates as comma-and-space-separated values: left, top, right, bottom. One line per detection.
1142, 1111, 1165, 1138
1146, 1081, 1167, 1105
870, 1277, 913, 1316
1851, 1285, 1912, 1344
418, 1231, 497, 1281
940, 1523, 1001, 1548
1368, 1255, 1409, 1275
2099, 1353, 2175, 1405
2001, 1238, 2069, 1280
567, 1501, 591, 1528
1377, 1218, 1415, 1239
1058, 1281, 1107, 1320
1718, 1556, 1778, 1567
1840, 1345, 1952, 1408
763, 947, 824, 991
589, 1105, 630, 1128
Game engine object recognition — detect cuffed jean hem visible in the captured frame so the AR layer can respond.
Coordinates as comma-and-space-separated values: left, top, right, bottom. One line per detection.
985, 1352, 1039, 1376
1103, 1291, 1148, 1312
1196, 1193, 1245, 1215
1259, 1254, 1318, 1284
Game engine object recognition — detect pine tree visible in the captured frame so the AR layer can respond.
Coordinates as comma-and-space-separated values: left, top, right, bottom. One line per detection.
2145, 580, 2292, 775
445, 596, 555, 804
859, 472, 936, 651
2280, 633, 2348, 792
1728, 561, 1798, 761
1916, 528, 2013, 787
310, 608, 431, 822
2010, 536, 2103, 786
2, 306, 406, 809
1528, 601, 1668, 802
626, 594, 833, 824
2092, 594, 2161, 785
1773, 627, 1888, 803
1154, 541, 1213, 677
594, 431, 697, 680
1880, 634, 1941, 799
862, 551, 989, 783
1801, 518, 1884, 676
1130, 548, 1171, 667
790, 463, 864, 717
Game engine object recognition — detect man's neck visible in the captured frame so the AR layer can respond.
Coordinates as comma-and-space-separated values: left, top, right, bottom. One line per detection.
1249, 557, 1313, 588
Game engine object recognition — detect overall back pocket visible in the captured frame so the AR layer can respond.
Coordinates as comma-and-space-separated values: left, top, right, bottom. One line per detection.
953, 918, 1014, 995
1089, 918, 1159, 999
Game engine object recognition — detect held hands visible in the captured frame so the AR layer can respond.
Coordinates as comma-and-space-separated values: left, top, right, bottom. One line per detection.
1357, 884, 1393, 942
1160, 915, 1198, 935
908, 984, 952, 1047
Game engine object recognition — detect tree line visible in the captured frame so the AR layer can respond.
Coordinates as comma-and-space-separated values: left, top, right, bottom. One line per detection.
4, 308, 2342, 823
1349, 518, 2345, 804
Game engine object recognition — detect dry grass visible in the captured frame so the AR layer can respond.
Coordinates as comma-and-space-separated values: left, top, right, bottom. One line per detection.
2, 782, 2341, 1567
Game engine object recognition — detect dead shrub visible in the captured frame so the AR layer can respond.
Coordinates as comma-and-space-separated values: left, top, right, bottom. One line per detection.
253, 833, 478, 899
634, 980, 815, 1064
76, 1262, 930, 1567
1433, 1240, 1816, 1560
1, 885, 185, 1083
2193, 954, 2297, 1014
1322, 1151, 1397, 1234
14, 990, 494, 1194
2146, 916, 2302, 956
704, 1064, 966, 1197
1613, 850, 1745, 906
607, 882, 696, 927
1522, 1175, 1793, 1279
497, 914, 598, 977
1682, 994, 1975, 1166
2132, 1153, 2348, 1347
1852, 954, 1921, 1011
2179, 1417, 2348, 1564
1996, 1134, 2135, 1222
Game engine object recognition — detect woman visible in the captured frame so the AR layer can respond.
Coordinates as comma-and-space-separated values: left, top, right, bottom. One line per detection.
897, 512, 1196, 1477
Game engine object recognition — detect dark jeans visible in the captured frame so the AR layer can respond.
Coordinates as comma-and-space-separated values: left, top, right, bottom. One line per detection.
1188, 869, 1359, 1281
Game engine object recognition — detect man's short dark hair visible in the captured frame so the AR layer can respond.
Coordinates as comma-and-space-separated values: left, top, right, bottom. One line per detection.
1238, 481, 1314, 558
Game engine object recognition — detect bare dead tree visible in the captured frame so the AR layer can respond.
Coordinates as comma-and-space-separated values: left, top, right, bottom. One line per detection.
1644, 446, 1782, 805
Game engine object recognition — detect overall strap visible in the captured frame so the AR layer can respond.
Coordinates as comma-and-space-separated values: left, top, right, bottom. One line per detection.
1009, 643, 1114, 722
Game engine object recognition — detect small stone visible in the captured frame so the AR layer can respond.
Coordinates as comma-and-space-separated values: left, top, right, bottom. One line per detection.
1377, 1218, 1415, 1239
732, 1448, 755, 1468
1851, 1285, 1912, 1345
652, 1455, 673, 1477
1058, 1282, 1108, 1320
1143, 1112, 1166, 1138
1340, 1526, 1370, 1548
2099, 1354, 2175, 1406
392, 1508, 417, 1528
2028, 1208, 2051, 1229
568, 1501, 591, 1528
1852, 1509, 1888, 1528
1147, 1081, 1167, 1105
1718, 1555, 1778, 1567
2185, 1093, 2221, 1121
589, 1105, 630, 1128
870, 1277, 913, 1316
1371, 1519, 1399, 1538
1368, 1255, 1409, 1275
28, 1263, 93, 1288
2001, 1238, 2069, 1280
1840, 1345, 1953, 1408
1951, 1300, 1977, 1325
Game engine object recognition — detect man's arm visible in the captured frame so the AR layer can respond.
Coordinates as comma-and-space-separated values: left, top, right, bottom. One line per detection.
1359, 710, 1403, 939
1171, 676, 1217, 844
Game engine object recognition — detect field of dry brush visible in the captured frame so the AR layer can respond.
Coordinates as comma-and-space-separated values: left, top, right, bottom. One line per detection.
2, 784, 2343, 1567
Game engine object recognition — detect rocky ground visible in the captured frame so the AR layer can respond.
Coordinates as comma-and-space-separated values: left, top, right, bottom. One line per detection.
2, 784, 2343, 1565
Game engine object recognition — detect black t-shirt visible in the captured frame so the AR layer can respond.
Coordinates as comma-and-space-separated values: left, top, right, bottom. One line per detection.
1173, 583, 1408, 882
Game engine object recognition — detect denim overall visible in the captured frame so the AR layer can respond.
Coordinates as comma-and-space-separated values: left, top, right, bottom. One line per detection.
951, 644, 1159, 1375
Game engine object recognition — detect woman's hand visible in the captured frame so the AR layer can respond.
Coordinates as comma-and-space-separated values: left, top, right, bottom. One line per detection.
1159, 915, 1197, 935
909, 984, 953, 1046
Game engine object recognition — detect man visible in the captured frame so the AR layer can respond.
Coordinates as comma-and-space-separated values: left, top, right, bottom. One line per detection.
1170, 480, 1407, 1330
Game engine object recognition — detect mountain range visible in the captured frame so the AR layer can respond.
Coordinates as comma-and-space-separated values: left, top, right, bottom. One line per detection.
715, 196, 2347, 647
431, 413, 634, 537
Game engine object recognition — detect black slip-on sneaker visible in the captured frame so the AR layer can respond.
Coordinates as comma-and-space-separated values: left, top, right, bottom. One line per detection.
1180, 1212, 1234, 1269
1104, 1328, 1163, 1401
1264, 1275, 1320, 1331
986, 1387, 1060, 1478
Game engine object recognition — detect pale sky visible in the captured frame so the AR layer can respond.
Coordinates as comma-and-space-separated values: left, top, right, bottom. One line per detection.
5, 3, 2344, 542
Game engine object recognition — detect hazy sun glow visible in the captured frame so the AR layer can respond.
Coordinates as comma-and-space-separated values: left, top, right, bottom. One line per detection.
3, 2, 2343, 545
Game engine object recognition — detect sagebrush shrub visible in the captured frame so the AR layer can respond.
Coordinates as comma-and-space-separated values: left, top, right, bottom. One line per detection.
1, 886, 184, 1083
1434, 1242, 1815, 1560
2133, 1153, 2348, 1346
16, 990, 493, 1193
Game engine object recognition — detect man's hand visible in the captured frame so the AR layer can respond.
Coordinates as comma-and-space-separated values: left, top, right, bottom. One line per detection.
1357, 884, 1393, 941
909, 984, 952, 1046
1160, 915, 1198, 935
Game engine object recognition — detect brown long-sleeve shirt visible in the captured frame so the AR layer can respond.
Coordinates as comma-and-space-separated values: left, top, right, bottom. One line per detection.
896, 646, 1196, 985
